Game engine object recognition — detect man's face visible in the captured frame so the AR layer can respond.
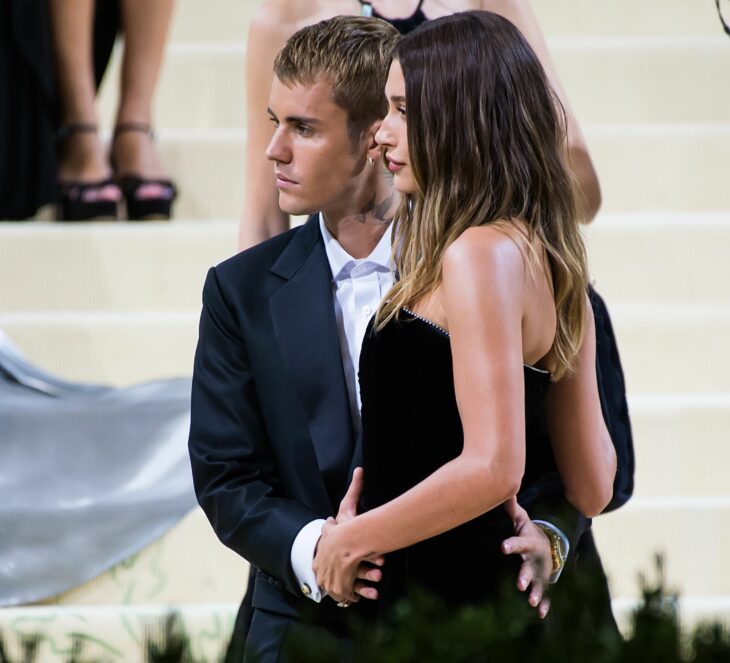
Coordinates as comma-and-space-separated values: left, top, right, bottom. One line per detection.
266, 77, 367, 216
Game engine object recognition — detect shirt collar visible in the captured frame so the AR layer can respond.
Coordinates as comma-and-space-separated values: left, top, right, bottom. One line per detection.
319, 213, 393, 281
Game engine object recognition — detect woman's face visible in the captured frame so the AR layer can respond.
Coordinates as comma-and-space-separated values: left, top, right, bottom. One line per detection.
376, 60, 417, 194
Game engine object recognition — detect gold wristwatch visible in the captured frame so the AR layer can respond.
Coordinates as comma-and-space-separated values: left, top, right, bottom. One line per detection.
533, 521, 568, 583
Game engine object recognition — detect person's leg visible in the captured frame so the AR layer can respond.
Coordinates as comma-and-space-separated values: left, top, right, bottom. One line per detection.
112, 0, 174, 183
244, 608, 354, 663
49, 0, 116, 188
224, 571, 256, 663
243, 609, 292, 663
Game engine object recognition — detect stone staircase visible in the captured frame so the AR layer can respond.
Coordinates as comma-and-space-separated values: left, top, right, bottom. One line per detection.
1, 0, 728, 659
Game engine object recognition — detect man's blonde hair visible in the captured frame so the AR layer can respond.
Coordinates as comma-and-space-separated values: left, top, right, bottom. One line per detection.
274, 16, 400, 144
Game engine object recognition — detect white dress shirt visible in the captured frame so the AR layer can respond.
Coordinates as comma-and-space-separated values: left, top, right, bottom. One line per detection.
290, 216, 394, 602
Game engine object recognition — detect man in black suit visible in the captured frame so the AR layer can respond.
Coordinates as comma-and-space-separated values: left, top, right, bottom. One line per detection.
189, 15, 619, 663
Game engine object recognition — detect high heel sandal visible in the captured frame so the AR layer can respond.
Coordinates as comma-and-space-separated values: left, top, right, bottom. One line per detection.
57, 124, 120, 221
113, 123, 177, 221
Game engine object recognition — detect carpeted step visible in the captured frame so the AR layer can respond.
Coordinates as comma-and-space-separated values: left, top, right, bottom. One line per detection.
96, 37, 730, 129
594, 500, 730, 599
3, 214, 728, 312
1, 305, 727, 392
167, 0, 723, 43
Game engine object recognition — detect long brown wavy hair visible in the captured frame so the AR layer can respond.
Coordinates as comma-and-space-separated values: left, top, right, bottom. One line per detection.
376, 11, 590, 379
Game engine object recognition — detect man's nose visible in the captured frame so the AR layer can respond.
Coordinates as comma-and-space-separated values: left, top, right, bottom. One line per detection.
265, 128, 290, 162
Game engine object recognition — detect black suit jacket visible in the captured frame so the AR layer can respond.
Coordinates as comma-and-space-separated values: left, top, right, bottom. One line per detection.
189, 215, 590, 623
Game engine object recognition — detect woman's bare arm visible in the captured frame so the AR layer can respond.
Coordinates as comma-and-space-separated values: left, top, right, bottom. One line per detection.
544, 296, 617, 517
239, 1, 292, 250
481, 0, 602, 221
313, 228, 530, 599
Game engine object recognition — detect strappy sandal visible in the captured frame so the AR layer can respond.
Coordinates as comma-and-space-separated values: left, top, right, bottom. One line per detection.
113, 123, 177, 221
57, 124, 120, 221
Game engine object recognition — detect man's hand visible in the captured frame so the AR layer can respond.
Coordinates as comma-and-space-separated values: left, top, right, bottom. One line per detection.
502, 497, 553, 619
313, 468, 384, 603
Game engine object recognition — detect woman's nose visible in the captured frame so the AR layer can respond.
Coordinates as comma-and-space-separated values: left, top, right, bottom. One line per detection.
375, 116, 394, 147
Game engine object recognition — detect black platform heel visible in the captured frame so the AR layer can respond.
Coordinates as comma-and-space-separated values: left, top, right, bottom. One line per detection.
113, 123, 177, 221
57, 124, 119, 221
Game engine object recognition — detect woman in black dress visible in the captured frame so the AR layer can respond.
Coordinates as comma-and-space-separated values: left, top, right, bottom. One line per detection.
313, 11, 617, 615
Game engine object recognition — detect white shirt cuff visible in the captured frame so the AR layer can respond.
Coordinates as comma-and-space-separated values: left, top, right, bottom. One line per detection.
290, 519, 327, 602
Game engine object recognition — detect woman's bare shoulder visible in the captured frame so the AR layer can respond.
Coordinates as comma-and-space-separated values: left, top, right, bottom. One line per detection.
443, 224, 526, 285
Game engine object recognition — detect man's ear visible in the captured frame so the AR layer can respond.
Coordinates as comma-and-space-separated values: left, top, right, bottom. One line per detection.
364, 118, 383, 161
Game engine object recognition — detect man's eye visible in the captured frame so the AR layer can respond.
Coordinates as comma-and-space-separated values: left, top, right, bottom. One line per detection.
297, 124, 312, 135
268, 117, 280, 128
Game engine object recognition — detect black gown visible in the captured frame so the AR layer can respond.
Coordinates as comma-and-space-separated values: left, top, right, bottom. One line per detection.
359, 308, 551, 613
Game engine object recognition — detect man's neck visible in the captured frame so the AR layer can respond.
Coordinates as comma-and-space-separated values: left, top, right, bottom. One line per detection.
321, 169, 397, 259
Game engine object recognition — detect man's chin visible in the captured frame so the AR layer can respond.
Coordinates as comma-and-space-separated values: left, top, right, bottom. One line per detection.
278, 192, 315, 217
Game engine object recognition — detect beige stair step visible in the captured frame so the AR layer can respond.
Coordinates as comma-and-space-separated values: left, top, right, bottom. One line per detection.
171, 0, 258, 43
585, 213, 730, 305
589, 124, 730, 213
0, 312, 199, 385
593, 499, 730, 599
3, 212, 728, 311
552, 37, 730, 124
168, 0, 723, 43
30, 126, 728, 218
92, 125, 726, 220
609, 304, 730, 394
159, 130, 246, 220
39, 508, 246, 607
4, 213, 726, 312
0, 221, 238, 312
1, 305, 727, 389
533, 0, 723, 37
98, 43, 247, 131
97, 37, 730, 129
629, 394, 730, 498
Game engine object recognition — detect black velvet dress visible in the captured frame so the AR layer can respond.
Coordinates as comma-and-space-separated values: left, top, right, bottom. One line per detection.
359, 308, 552, 614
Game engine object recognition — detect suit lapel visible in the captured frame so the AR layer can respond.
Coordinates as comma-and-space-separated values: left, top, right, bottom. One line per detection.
269, 217, 355, 509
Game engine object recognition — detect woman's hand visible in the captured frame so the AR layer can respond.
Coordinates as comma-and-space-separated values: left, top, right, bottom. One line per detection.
313, 468, 384, 603
501, 497, 553, 619
313, 518, 362, 604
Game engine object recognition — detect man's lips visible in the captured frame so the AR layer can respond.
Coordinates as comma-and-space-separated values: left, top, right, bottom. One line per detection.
275, 172, 298, 188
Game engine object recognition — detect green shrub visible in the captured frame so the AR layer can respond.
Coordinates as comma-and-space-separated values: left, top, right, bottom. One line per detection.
1, 556, 728, 662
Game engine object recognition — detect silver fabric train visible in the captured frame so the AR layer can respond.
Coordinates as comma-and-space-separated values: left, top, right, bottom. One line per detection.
0, 331, 196, 606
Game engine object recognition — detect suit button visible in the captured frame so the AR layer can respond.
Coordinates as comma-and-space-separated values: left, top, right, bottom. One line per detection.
301, 583, 312, 596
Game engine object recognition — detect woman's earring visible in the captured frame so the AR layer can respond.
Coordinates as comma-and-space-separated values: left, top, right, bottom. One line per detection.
367, 156, 375, 166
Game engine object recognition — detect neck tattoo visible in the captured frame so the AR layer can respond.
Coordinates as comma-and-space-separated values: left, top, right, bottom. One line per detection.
358, 193, 396, 224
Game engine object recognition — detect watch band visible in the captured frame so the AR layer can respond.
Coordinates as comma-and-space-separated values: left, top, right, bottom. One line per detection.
533, 520, 569, 584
